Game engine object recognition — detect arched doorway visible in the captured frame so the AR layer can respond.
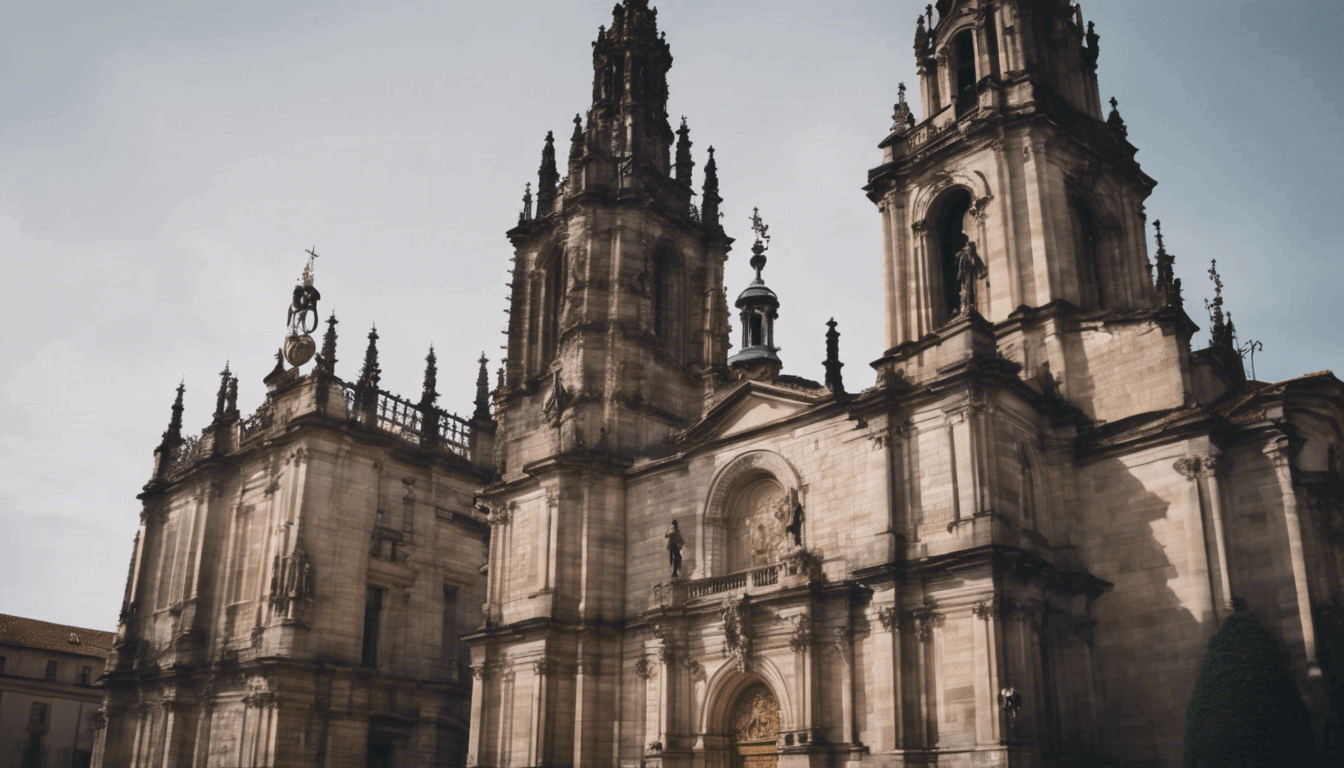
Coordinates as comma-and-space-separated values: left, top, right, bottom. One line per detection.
730, 683, 780, 768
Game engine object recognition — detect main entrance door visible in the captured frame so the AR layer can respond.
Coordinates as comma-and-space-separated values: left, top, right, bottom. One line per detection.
731, 683, 779, 768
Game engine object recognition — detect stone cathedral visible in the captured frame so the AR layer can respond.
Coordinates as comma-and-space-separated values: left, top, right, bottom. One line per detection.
95, 2, 1344, 767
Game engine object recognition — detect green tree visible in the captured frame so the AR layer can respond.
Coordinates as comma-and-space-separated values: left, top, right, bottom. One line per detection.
1184, 611, 1314, 767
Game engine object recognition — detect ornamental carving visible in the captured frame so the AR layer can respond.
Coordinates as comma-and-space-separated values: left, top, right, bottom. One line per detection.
721, 595, 751, 672
973, 597, 999, 620
486, 502, 515, 527
912, 602, 944, 642
787, 614, 813, 653
732, 684, 780, 743
634, 655, 653, 679
876, 606, 899, 633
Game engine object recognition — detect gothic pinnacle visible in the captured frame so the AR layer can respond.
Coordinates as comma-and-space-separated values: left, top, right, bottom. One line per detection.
1205, 260, 1236, 350
420, 345, 439, 409
359, 325, 382, 388
214, 362, 232, 421
538, 132, 558, 215
159, 380, 185, 451
473, 352, 492, 422
702, 146, 721, 228
675, 116, 694, 186
824, 319, 845, 394
317, 312, 338, 374
1107, 97, 1129, 140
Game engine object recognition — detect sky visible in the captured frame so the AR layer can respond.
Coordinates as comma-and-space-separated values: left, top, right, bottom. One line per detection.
1, 0, 1341, 630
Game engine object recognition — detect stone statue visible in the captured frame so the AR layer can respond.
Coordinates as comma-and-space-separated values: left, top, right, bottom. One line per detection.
955, 241, 987, 316
666, 519, 685, 578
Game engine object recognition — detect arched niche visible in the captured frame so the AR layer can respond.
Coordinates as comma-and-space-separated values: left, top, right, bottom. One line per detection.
925, 186, 975, 325
701, 451, 803, 578
698, 656, 794, 742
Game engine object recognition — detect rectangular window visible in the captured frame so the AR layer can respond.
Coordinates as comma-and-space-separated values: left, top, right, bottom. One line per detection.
30, 701, 48, 725
361, 586, 384, 668
79, 665, 92, 685
442, 585, 461, 675
0, 655, 6, 675
44, 660, 57, 681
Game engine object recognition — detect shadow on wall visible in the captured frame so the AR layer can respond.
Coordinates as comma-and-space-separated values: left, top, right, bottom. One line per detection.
1079, 457, 1203, 768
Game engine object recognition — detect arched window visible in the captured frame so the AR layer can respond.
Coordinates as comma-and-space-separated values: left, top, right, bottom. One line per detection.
1069, 197, 1104, 309
954, 29, 978, 118
651, 245, 686, 363
931, 188, 973, 324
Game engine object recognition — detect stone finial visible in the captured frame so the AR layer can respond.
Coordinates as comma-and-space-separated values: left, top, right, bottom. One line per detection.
749, 207, 771, 278
1152, 220, 1183, 309
824, 319, 845, 394
420, 346, 439, 409
674, 116, 694, 186
914, 14, 930, 59
1205, 260, 1236, 350
568, 113, 585, 174
473, 353, 492, 422
891, 82, 915, 132
158, 381, 186, 452
537, 131, 558, 215
317, 312, 338, 375
520, 182, 533, 223
702, 146, 721, 229
358, 326, 382, 388
226, 374, 238, 415
214, 362, 231, 421
1107, 97, 1129, 140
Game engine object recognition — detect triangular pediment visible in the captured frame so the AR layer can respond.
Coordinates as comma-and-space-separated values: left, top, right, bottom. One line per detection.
680, 381, 828, 445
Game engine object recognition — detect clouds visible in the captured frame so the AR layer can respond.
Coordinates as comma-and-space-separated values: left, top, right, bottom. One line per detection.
1, 0, 1340, 628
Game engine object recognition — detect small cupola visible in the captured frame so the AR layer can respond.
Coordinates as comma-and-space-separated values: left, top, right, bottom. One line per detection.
728, 208, 782, 382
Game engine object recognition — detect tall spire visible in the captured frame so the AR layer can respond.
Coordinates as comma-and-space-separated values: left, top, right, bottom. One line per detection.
675, 116, 694, 186
317, 312, 338, 375
537, 131, 559, 215
473, 352, 492, 422
1205, 260, 1236, 350
587, 0, 674, 176
701, 146, 721, 229
824, 319, 845, 394
158, 381, 185, 452
420, 346, 439, 409
358, 325, 382, 388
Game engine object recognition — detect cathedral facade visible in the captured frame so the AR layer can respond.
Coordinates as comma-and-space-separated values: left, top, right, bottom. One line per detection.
96, 2, 1343, 767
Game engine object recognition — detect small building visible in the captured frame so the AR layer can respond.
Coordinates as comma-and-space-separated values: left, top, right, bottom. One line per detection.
0, 614, 114, 768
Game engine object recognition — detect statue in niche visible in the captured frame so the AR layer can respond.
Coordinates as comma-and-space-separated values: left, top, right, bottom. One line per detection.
666, 519, 685, 578
955, 241, 987, 316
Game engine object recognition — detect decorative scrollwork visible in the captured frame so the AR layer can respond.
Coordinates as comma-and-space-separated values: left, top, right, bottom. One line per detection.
721, 595, 751, 672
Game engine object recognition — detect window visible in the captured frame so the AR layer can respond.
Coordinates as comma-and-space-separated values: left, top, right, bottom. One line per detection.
79, 665, 92, 685
954, 29, 978, 118
651, 246, 687, 363
362, 586, 385, 668
44, 660, 57, 681
30, 701, 48, 725
443, 585, 466, 677
1069, 197, 1104, 308
0, 655, 6, 675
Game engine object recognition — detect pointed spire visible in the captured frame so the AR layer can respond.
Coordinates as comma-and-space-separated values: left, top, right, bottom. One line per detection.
420, 345, 439, 409
1205, 260, 1236, 350
519, 182, 533, 224
1152, 220, 1182, 308
159, 381, 185, 452
588, 0, 673, 179
702, 146, 721, 229
537, 131, 559, 215
824, 319, 845, 394
214, 362, 232, 421
358, 325, 382, 388
226, 374, 238, 414
914, 13, 930, 59
317, 312, 338, 375
473, 352, 492, 422
675, 116, 694, 186
1107, 97, 1129, 140
568, 113, 585, 177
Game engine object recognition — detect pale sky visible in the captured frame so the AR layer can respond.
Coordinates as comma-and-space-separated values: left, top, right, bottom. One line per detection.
2, 0, 1341, 630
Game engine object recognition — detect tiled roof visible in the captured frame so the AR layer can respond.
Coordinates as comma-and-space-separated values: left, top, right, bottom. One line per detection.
0, 613, 115, 659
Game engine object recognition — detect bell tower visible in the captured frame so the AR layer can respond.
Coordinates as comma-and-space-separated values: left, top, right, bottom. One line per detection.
497, 0, 731, 468
867, 0, 1192, 423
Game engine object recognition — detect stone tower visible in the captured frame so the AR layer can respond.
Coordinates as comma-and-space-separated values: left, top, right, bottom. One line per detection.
470, 1, 730, 765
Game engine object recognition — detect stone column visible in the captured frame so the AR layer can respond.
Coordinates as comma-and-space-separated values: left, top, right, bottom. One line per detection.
1174, 457, 1217, 626
1264, 438, 1320, 672
466, 663, 490, 767
972, 598, 1003, 746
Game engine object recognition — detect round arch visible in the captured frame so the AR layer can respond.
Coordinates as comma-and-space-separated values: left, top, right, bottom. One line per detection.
699, 451, 804, 577
698, 654, 794, 737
